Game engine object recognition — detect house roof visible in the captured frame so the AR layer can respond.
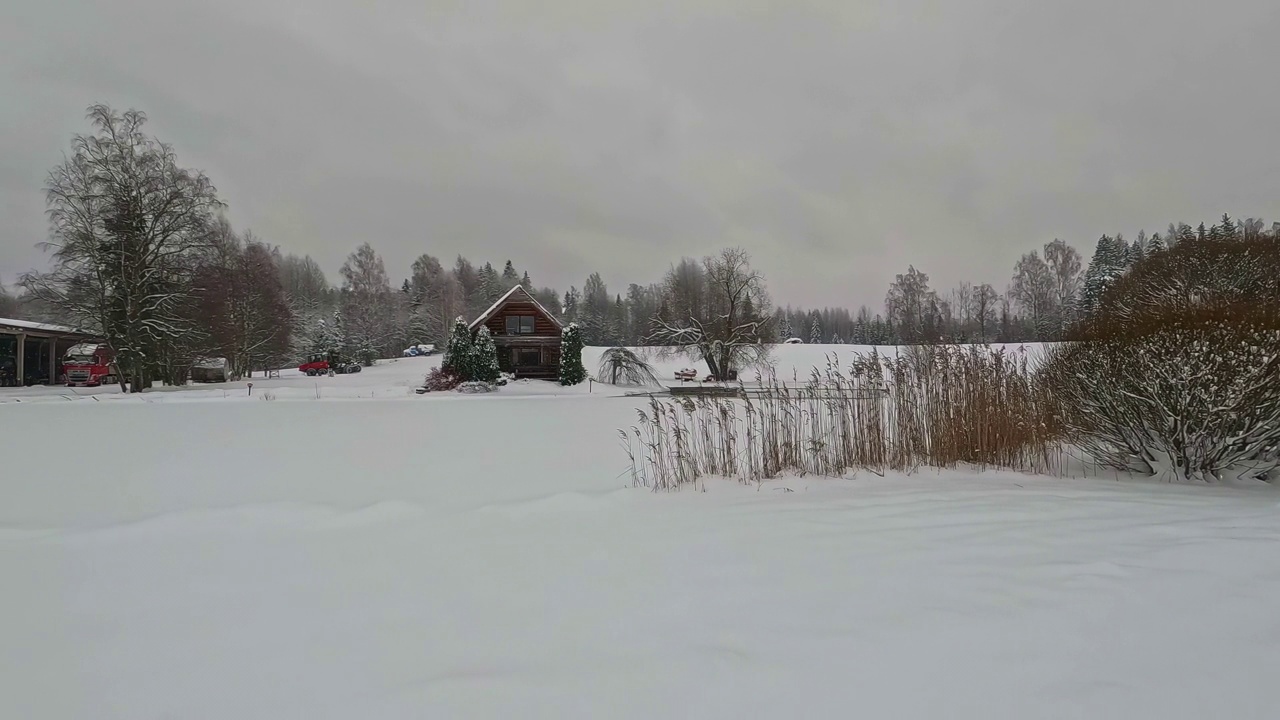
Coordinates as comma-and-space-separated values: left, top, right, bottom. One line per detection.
469, 285, 563, 332
0, 317, 96, 337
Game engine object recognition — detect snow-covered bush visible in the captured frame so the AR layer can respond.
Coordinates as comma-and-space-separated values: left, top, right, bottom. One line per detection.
559, 323, 586, 386
1044, 236, 1280, 482
1044, 328, 1280, 482
456, 381, 497, 394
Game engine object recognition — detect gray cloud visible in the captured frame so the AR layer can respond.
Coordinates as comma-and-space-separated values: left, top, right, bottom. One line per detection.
3, 0, 1278, 309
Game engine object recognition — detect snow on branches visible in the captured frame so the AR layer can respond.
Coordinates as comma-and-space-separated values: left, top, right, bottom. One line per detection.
1045, 235, 1280, 482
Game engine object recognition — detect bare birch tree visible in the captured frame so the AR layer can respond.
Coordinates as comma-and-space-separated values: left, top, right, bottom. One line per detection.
21, 104, 223, 391
340, 242, 395, 363
1043, 238, 1083, 333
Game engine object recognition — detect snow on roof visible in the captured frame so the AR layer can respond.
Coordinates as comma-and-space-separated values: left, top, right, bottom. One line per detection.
0, 317, 91, 335
468, 285, 563, 332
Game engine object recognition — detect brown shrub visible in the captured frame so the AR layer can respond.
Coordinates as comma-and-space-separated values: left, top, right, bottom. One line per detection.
1045, 236, 1280, 482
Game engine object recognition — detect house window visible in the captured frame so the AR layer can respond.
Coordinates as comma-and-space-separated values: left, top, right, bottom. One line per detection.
505, 315, 536, 335
514, 349, 541, 367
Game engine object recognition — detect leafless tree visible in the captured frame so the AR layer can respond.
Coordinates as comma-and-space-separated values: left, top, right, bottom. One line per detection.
340, 242, 395, 363
1043, 239, 1083, 332
967, 283, 998, 342
21, 104, 223, 391
195, 222, 292, 377
1010, 251, 1056, 337
277, 252, 333, 359
407, 253, 463, 347
0, 283, 20, 319
649, 247, 772, 381
885, 266, 936, 344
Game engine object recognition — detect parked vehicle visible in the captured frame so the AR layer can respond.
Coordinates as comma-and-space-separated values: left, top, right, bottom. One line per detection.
299, 351, 362, 376
402, 344, 436, 357
784, 337, 804, 344
64, 343, 118, 387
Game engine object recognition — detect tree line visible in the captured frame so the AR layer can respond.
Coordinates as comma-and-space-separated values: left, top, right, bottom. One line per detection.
8, 104, 1280, 392
779, 217, 1280, 346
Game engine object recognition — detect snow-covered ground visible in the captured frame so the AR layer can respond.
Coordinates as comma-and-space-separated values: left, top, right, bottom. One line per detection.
2, 348, 1278, 719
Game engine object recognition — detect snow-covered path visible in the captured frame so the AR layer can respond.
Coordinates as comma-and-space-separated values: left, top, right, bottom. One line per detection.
2, 367, 1278, 718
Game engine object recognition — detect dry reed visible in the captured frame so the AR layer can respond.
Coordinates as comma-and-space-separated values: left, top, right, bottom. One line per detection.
623, 345, 1064, 491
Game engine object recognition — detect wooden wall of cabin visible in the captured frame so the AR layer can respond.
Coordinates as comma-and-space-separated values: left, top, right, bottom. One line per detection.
483, 301, 560, 337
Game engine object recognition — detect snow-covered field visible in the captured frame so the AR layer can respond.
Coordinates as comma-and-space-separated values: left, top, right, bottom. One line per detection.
2, 348, 1279, 719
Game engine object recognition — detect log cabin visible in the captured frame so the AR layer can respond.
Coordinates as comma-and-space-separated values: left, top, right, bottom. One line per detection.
469, 285, 563, 380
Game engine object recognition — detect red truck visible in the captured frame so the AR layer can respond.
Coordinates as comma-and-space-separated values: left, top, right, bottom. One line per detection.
64, 343, 119, 387
298, 351, 362, 377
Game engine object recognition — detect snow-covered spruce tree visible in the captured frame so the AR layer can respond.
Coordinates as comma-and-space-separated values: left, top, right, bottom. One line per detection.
441, 317, 473, 378
469, 326, 501, 383
1078, 235, 1126, 320
559, 323, 587, 386
1043, 235, 1280, 482
809, 314, 822, 344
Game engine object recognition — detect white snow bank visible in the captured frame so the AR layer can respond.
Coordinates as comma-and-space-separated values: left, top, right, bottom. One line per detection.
1, 394, 1278, 719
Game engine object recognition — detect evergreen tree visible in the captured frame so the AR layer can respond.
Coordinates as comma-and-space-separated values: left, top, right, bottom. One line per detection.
1197, 223, 1208, 242
478, 262, 502, 304
1148, 232, 1166, 254
521, 271, 532, 289
469, 326, 501, 382
1218, 213, 1237, 240
442, 317, 473, 377
809, 314, 822, 344
562, 287, 581, 324
502, 260, 520, 287
315, 310, 346, 355
1080, 235, 1125, 318
780, 315, 793, 341
1130, 230, 1147, 266
559, 323, 587, 386
1177, 223, 1196, 246
832, 334, 844, 344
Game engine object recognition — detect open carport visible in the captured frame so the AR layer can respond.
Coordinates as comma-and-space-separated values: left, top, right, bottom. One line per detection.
0, 318, 103, 387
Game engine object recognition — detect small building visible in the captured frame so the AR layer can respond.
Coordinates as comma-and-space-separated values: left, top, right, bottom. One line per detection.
0, 317, 103, 387
469, 286, 563, 380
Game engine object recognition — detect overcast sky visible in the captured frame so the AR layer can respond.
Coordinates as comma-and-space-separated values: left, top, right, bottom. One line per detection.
3, 0, 1277, 310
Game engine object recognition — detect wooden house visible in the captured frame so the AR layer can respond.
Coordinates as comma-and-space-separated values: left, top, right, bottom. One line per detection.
470, 285, 564, 379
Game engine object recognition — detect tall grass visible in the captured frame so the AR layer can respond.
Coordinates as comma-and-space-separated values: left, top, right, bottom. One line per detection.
621, 345, 1064, 490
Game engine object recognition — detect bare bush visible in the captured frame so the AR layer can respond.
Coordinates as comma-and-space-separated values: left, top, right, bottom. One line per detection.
1045, 236, 1280, 482
622, 345, 1061, 491
423, 366, 463, 392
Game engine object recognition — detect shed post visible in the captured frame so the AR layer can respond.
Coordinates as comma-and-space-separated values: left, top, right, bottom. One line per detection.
49, 338, 58, 384
15, 333, 24, 385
